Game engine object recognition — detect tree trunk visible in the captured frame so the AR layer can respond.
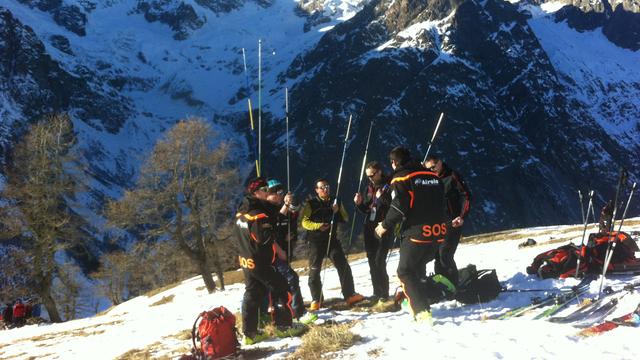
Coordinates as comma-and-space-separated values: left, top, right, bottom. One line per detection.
196, 256, 217, 293
211, 252, 225, 290
40, 288, 62, 323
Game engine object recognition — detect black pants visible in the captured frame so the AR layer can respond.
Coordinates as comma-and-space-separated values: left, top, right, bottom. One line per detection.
274, 258, 306, 318
308, 236, 356, 302
397, 239, 437, 314
434, 226, 462, 285
364, 223, 391, 299
242, 265, 293, 336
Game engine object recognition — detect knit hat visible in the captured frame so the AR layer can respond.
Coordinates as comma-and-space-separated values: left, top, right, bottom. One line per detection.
246, 177, 268, 194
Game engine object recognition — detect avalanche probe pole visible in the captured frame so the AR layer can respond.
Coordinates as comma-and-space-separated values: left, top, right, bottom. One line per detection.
319, 114, 353, 306
347, 120, 374, 249
285, 88, 292, 262
422, 112, 445, 163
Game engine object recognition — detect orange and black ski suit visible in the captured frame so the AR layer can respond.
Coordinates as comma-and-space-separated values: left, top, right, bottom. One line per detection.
381, 162, 446, 314
235, 195, 293, 336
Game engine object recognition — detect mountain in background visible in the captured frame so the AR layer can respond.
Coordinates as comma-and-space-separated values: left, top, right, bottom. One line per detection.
1, 0, 639, 263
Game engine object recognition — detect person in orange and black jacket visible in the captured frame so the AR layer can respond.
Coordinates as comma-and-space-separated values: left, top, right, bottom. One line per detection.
353, 161, 392, 301
424, 155, 471, 285
235, 177, 294, 342
302, 178, 364, 311
375, 147, 447, 318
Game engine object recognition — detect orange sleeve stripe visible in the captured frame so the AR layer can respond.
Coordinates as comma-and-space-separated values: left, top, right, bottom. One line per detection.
408, 190, 414, 208
236, 213, 268, 221
391, 171, 439, 184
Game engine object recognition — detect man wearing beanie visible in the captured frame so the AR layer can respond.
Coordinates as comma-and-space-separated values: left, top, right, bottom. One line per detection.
235, 177, 303, 344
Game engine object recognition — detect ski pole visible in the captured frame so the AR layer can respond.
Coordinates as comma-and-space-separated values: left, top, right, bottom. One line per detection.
575, 190, 594, 278
578, 190, 585, 224
597, 168, 629, 297
422, 112, 445, 163
320, 114, 353, 305
590, 199, 597, 225
347, 120, 374, 249
599, 182, 636, 298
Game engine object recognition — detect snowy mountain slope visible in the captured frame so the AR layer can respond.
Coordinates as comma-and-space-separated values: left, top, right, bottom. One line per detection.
1, 218, 639, 359
0, 0, 369, 253
269, 0, 640, 233
527, 2, 640, 154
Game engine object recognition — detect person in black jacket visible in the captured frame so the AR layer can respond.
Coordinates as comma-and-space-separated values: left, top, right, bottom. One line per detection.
354, 161, 392, 301
302, 178, 364, 311
235, 177, 298, 344
375, 147, 450, 320
424, 155, 471, 285
265, 178, 315, 323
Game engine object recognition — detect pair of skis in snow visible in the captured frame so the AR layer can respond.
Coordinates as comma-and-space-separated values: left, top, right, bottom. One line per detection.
495, 276, 595, 320
576, 302, 640, 336
548, 282, 640, 326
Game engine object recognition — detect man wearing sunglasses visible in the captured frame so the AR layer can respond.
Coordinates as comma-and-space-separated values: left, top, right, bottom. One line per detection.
235, 177, 300, 344
354, 161, 392, 301
424, 155, 472, 286
302, 178, 364, 311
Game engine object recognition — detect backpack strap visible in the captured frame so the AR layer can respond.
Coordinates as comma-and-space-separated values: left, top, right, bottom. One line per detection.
191, 311, 206, 356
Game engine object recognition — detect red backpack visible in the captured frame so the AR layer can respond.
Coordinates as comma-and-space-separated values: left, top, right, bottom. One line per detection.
526, 244, 584, 279
587, 231, 639, 270
189, 306, 239, 360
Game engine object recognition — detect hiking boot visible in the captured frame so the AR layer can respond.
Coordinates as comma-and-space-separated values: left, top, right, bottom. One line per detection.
309, 301, 321, 312
414, 310, 433, 325
243, 331, 270, 345
433, 274, 456, 294
376, 296, 391, 305
275, 323, 308, 338
346, 293, 365, 306
298, 312, 318, 325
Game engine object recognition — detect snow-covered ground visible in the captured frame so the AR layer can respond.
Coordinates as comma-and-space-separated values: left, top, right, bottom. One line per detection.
1, 218, 640, 359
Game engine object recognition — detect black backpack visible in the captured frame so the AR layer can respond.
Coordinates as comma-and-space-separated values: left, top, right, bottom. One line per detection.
455, 264, 502, 304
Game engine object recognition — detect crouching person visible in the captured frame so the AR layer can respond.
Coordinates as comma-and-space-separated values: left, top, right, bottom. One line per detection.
236, 178, 304, 345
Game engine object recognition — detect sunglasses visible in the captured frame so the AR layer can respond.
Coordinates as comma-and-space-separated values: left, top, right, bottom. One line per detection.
269, 188, 285, 195
317, 185, 330, 190
366, 170, 378, 179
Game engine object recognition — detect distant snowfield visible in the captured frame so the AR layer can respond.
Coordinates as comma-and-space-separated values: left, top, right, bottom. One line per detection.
1, 218, 640, 359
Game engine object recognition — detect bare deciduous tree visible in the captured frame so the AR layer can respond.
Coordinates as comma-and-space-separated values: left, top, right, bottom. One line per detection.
0, 114, 80, 322
107, 118, 240, 293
